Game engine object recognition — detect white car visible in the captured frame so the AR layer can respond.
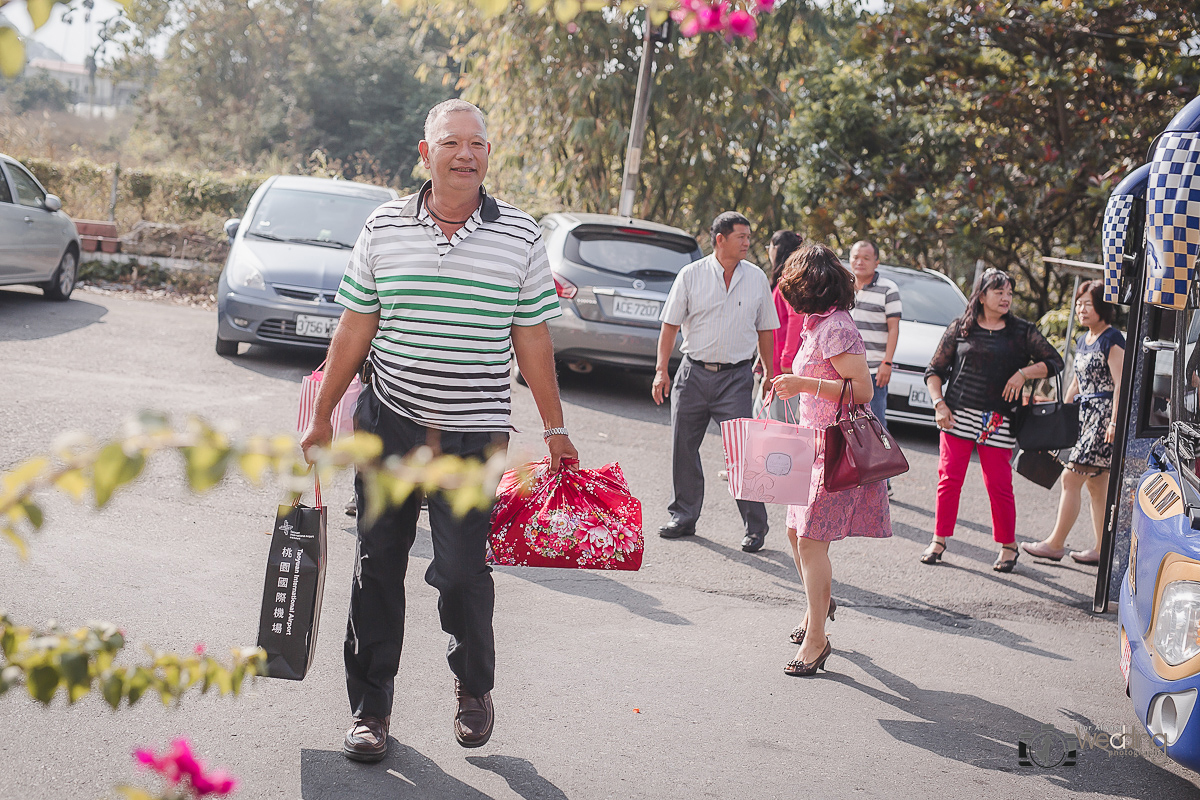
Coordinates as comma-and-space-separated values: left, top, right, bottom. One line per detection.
875, 264, 969, 427
0, 153, 81, 301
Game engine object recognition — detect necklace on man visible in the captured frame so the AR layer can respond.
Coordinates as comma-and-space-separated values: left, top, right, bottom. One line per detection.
426, 196, 473, 225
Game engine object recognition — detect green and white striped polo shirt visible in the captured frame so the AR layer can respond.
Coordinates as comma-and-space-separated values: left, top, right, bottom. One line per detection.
336, 182, 560, 432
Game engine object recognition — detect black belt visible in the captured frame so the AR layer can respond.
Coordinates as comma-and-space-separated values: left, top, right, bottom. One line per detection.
687, 356, 753, 373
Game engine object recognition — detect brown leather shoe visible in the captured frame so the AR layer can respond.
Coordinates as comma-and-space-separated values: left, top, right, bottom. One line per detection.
453, 680, 494, 748
343, 715, 390, 762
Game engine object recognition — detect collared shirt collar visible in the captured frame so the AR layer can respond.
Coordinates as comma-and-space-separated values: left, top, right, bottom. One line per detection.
398, 180, 500, 223
803, 305, 839, 331
709, 254, 746, 291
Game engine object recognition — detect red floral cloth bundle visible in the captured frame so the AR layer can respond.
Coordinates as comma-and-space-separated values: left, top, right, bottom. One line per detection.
490, 458, 643, 570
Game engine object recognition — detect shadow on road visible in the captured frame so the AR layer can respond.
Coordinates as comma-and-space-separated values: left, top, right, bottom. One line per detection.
467, 754, 570, 800
223, 343, 325, 382
0, 288, 107, 341
889, 499, 993, 536
300, 744, 498, 799
410, 524, 691, 626
830, 650, 1198, 796
889, 520, 1094, 608
494, 567, 692, 626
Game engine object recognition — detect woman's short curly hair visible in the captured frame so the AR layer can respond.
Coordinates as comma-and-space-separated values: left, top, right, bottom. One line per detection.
777, 244, 856, 314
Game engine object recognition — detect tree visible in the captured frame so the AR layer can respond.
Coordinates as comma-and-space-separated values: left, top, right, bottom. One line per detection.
4, 67, 75, 110
781, 0, 1200, 315
287, 0, 454, 185
450, 1, 823, 244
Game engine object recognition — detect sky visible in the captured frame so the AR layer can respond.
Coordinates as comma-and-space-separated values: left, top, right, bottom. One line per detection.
4, 0, 128, 65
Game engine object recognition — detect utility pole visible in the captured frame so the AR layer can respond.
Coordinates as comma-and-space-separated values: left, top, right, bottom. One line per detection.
617, 19, 668, 218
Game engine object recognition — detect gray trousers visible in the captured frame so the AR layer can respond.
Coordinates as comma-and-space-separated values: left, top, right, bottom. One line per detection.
668, 357, 769, 536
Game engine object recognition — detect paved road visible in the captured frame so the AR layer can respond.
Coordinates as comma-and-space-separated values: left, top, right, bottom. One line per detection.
2, 286, 1197, 799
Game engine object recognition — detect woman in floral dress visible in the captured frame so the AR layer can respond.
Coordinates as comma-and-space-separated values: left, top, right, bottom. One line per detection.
772, 244, 892, 677
1022, 280, 1125, 565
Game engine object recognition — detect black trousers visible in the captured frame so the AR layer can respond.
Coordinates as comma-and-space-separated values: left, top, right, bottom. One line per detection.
345, 386, 508, 718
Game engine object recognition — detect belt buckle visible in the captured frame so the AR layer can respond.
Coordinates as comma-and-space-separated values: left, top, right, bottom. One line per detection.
704, 363, 719, 372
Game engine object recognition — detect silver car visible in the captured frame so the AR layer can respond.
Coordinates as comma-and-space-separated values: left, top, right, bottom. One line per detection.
215, 176, 398, 355
0, 153, 81, 301
540, 212, 700, 374
876, 263, 969, 427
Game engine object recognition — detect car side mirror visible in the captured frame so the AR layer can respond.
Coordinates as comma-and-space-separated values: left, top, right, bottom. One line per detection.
224, 218, 241, 240
42, 194, 62, 212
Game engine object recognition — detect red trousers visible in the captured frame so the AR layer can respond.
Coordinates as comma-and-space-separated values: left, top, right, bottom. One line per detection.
935, 432, 1016, 544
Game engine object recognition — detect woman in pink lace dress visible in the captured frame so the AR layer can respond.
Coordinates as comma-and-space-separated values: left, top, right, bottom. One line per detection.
771, 244, 892, 676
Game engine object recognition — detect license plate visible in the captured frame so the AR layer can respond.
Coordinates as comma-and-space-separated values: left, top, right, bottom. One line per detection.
611, 297, 662, 320
1120, 627, 1131, 685
296, 314, 338, 339
908, 385, 933, 409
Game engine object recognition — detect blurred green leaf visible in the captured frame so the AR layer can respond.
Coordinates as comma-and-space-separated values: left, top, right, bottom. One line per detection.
27, 665, 59, 704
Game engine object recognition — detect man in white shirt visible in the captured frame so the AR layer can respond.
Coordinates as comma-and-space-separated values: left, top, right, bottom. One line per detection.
652, 212, 780, 552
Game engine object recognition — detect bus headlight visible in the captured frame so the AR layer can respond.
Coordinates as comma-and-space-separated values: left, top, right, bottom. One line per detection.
1154, 581, 1200, 666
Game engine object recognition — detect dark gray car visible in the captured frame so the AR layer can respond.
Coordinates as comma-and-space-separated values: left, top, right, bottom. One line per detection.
540, 212, 700, 374
0, 153, 81, 301
215, 176, 397, 355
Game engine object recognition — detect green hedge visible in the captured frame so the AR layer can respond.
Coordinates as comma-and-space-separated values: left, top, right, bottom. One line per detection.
22, 157, 265, 235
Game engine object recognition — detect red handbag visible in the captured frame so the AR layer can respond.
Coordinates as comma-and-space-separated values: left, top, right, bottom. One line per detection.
824, 380, 910, 492
489, 458, 643, 570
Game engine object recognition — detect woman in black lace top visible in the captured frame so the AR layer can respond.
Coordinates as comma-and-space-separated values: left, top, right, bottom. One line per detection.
920, 269, 1065, 572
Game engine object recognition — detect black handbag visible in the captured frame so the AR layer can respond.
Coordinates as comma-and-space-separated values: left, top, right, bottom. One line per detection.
256, 479, 328, 680
1013, 448, 1064, 489
1016, 372, 1080, 452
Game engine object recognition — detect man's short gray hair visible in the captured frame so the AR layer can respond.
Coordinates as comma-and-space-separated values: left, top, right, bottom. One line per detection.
424, 99, 488, 141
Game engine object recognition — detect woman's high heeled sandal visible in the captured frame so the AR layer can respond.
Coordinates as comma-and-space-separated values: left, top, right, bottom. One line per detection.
784, 637, 833, 677
789, 597, 837, 645
920, 540, 947, 565
993, 544, 1020, 573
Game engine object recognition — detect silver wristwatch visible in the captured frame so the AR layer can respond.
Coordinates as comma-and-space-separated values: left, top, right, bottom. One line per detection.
543, 427, 569, 439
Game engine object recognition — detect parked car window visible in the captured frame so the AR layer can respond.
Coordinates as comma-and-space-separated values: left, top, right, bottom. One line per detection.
0, 169, 12, 204
567, 228, 698, 276
7, 163, 47, 209
883, 270, 966, 326
245, 188, 389, 248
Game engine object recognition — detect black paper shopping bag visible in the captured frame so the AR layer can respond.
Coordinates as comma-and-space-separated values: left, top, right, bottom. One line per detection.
256, 483, 327, 680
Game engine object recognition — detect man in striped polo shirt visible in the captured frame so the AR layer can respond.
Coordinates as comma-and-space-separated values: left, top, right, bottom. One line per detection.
848, 240, 901, 430
301, 99, 577, 760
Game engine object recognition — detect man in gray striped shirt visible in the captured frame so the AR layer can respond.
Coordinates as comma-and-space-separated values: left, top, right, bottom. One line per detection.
301, 100, 578, 761
849, 240, 901, 429
653, 211, 779, 552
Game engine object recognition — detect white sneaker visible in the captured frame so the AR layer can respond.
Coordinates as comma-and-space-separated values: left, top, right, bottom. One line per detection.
719, 470, 729, 482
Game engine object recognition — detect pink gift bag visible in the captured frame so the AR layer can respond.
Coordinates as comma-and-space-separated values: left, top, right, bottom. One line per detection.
297, 362, 361, 440
720, 416, 816, 505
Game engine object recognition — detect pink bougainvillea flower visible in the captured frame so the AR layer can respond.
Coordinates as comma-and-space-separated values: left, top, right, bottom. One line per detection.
133, 739, 238, 797
194, 643, 206, 656
755, 0, 775, 12
697, 2, 728, 32
566, 22, 578, 33
728, 10, 757, 39
192, 769, 238, 796
673, 12, 702, 38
